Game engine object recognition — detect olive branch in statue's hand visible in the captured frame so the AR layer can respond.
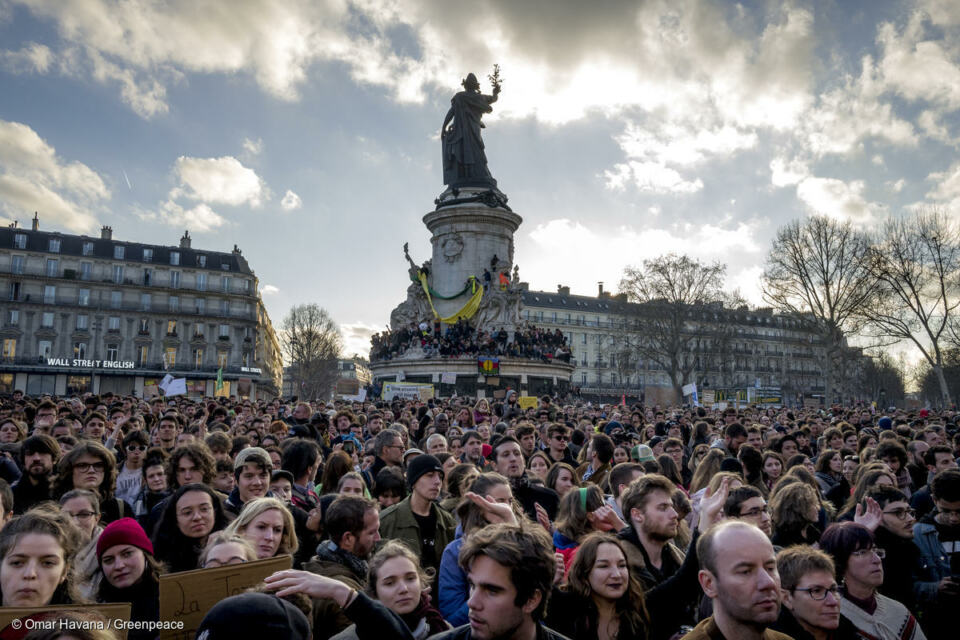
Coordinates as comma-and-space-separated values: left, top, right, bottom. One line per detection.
488, 64, 502, 95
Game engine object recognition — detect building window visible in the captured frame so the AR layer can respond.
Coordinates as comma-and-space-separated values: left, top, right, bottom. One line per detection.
82, 241, 93, 256
220, 299, 229, 316
197, 273, 207, 291
78, 289, 90, 306
7, 310, 18, 326
163, 347, 176, 368
221, 276, 230, 292
242, 352, 251, 367
13, 234, 26, 249
77, 314, 88, 330
217, 351, 228, 369
108, 316, 120, 331
138, 345, 149, 366
196, 298, 205, 314
167, 320, 178, 335
143, 268, 152, 286
143, 248, 153, 262
11, 256, 23, 274
80, 262, 92, 280
193, 348, 204, 368
113, 264, 123, 284
170, 251, 180, 266
73, 341, 87, 359
9, 282, 21, 301
41, 312, 54, 328
169, 295, 179, 312
114, 245, 125, 259
106, 345, 119, 360
48, 238, 60, 252
110, 291, 121, 309
218, 324, 229, 339
38, 340, 52, 359
140, 293, 151, 311
581, 333, 587, 344
46, 258, 58, 277
170, 271, 180, 288
2, 339, 16, 361
139, 318, 149, 334
221, 263, 230, 271
44, 285, 56, 304
193, 323, 204, 337
197, 254, 206, 267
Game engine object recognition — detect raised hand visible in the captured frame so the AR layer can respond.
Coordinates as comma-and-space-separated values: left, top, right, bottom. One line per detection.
698, 476, 732, 532
588, 505, 627, 532
535, 502, 552, 533
465, 491, 517, 525
854, 497, 882, 532
264, 570, 354, 606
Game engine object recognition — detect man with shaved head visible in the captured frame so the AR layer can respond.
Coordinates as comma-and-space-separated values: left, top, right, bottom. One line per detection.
683, 520, 792, 640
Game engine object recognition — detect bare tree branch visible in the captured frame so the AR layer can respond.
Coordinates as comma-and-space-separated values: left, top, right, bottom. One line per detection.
280, 304, 343, 401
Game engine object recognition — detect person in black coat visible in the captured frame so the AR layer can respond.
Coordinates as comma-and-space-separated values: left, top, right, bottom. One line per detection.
95, 518, 163, 640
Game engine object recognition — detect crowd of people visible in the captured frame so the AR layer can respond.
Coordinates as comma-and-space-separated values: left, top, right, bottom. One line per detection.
370, 319, 572, 363
0, 387, 955, 639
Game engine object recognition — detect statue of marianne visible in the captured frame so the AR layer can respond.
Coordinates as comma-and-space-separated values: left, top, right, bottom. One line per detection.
441, 71, 501, 188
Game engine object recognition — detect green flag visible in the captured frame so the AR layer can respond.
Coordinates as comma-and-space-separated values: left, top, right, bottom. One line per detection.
216, 367, 223, 390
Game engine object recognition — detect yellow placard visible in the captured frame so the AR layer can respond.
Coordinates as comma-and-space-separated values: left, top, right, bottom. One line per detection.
517, 396, 539, 410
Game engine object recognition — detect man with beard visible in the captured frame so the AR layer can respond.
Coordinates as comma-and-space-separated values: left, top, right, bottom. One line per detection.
12, 434, 60, 513
491, 436, 558, 521
683, 521, 791, 640
460, 430, 487, 470
913, 469, 960, 637
304, 495, 382, 639
378, 454, 456, 578
619, 473, 731, 640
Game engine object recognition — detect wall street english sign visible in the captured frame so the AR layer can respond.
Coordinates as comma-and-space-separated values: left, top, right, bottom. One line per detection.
46, 358, 136, 369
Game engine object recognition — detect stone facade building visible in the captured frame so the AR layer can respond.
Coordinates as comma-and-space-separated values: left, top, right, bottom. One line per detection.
521, 283, 869, 407
0, 218, 282, 399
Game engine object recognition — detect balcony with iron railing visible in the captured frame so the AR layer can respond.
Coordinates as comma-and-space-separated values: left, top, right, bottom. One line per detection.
3, 293, 256, 321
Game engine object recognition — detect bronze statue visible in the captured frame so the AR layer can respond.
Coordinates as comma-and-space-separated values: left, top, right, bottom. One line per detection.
441, 66, 502, 188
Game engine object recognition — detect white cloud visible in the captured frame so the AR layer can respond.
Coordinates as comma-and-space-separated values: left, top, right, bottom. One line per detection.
0, 119, 107, 232
261, 284, 280, 295
341, 322, 381, 358
280, 190, 302, 211
242, 137, 263, 156
135, 201, 226, 233
523, 218, 763, 298
604, 161, 703, 194
0, 42, 53, 73
171, 156, 267, 207
770, 157, 810, 187
887, 178, 906, 193
795, 176, 885, 225
925, 161, 960, 211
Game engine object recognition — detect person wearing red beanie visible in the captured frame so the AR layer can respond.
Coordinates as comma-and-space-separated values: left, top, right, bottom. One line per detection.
95, 517, 163, 640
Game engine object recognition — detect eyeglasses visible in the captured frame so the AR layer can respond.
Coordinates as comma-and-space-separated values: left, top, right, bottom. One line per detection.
740, 506, 770, 518
793, 585, 839, 601
851, 547, 885, 559
553, 435, 569, 442
882, 508, 916, 521
75, 462, 105, 472
126, 445, 146, 452
65, 510, 97, 520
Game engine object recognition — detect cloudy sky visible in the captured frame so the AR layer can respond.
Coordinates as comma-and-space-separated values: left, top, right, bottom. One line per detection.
2, 0, 960, 357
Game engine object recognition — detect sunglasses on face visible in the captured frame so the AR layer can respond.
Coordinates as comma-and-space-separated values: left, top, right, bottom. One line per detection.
126, 445, 146, 452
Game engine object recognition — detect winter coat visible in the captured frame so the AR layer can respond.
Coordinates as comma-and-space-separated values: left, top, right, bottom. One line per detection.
379, 496, 457, 571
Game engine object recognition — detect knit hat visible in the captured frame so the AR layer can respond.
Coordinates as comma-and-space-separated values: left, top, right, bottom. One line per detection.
234, 446, 272, 470
631, 444, 655, 463
603, 421, 624, 435
196, 592, 310, 640
96, 517, 153, 561
406, 454, 444, 488
877, 416, 893, 430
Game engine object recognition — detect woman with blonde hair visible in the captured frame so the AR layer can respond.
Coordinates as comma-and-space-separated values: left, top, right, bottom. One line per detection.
199, 532, 258, 568
472, 398, 492, 425
224, 497, 298, 560
688, 448, 725, 494
331, 540, 449, 640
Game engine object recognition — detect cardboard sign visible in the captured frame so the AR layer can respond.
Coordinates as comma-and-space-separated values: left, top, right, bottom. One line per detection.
0, 604, 131, 640
159, 554, 292, 640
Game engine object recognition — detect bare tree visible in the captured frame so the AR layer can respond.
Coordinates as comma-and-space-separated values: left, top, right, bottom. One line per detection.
861, 210, 960, 406
618, 254, 737, 403
858, 350, 907, 408
762, 216, 876, 404
281, 304, 343, 401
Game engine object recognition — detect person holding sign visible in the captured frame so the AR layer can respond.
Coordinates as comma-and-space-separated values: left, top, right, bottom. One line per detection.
152, 483, 228, 572
225, 497, 298, 560
0, 510, 80, 606
95, 518, 162, 640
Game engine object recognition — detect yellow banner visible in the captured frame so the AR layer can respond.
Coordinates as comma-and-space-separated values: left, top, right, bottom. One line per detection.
517, 396, 539, 410
419, 272, 484, 323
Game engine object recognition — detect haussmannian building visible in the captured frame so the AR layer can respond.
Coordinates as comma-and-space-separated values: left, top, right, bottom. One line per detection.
520, 283, 869, 407
0, 217, 282, 399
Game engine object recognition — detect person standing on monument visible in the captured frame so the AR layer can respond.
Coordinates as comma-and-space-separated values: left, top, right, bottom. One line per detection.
441, 72, 500, 187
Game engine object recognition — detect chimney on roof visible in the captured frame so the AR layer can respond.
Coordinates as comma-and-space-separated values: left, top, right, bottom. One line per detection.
101, 226, 112, 240
598, 282, 605, 297
32, 212, 39, 231
180, 230, 191, 249
232, 244, 242, 255
557, 285, 570, 296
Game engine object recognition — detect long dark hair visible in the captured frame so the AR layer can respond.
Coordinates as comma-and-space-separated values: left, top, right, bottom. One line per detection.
53, 441, 118, 501
97, 550, 165, 602
0, 510, 82, 605
566, 533, 648, 639
152, 483, 227, 573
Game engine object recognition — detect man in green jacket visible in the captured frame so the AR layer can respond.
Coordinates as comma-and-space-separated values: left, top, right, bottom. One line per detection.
379, 454, 456, 577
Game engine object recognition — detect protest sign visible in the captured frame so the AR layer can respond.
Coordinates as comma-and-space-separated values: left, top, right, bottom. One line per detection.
517, 396, 539, 410
381, 381, 434, 400
440, 372, 457, 385
0, 603, 131, 640
159, 554, 291, 640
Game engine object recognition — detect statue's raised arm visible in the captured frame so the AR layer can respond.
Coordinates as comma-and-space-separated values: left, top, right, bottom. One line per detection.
441, 67, 503, 190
